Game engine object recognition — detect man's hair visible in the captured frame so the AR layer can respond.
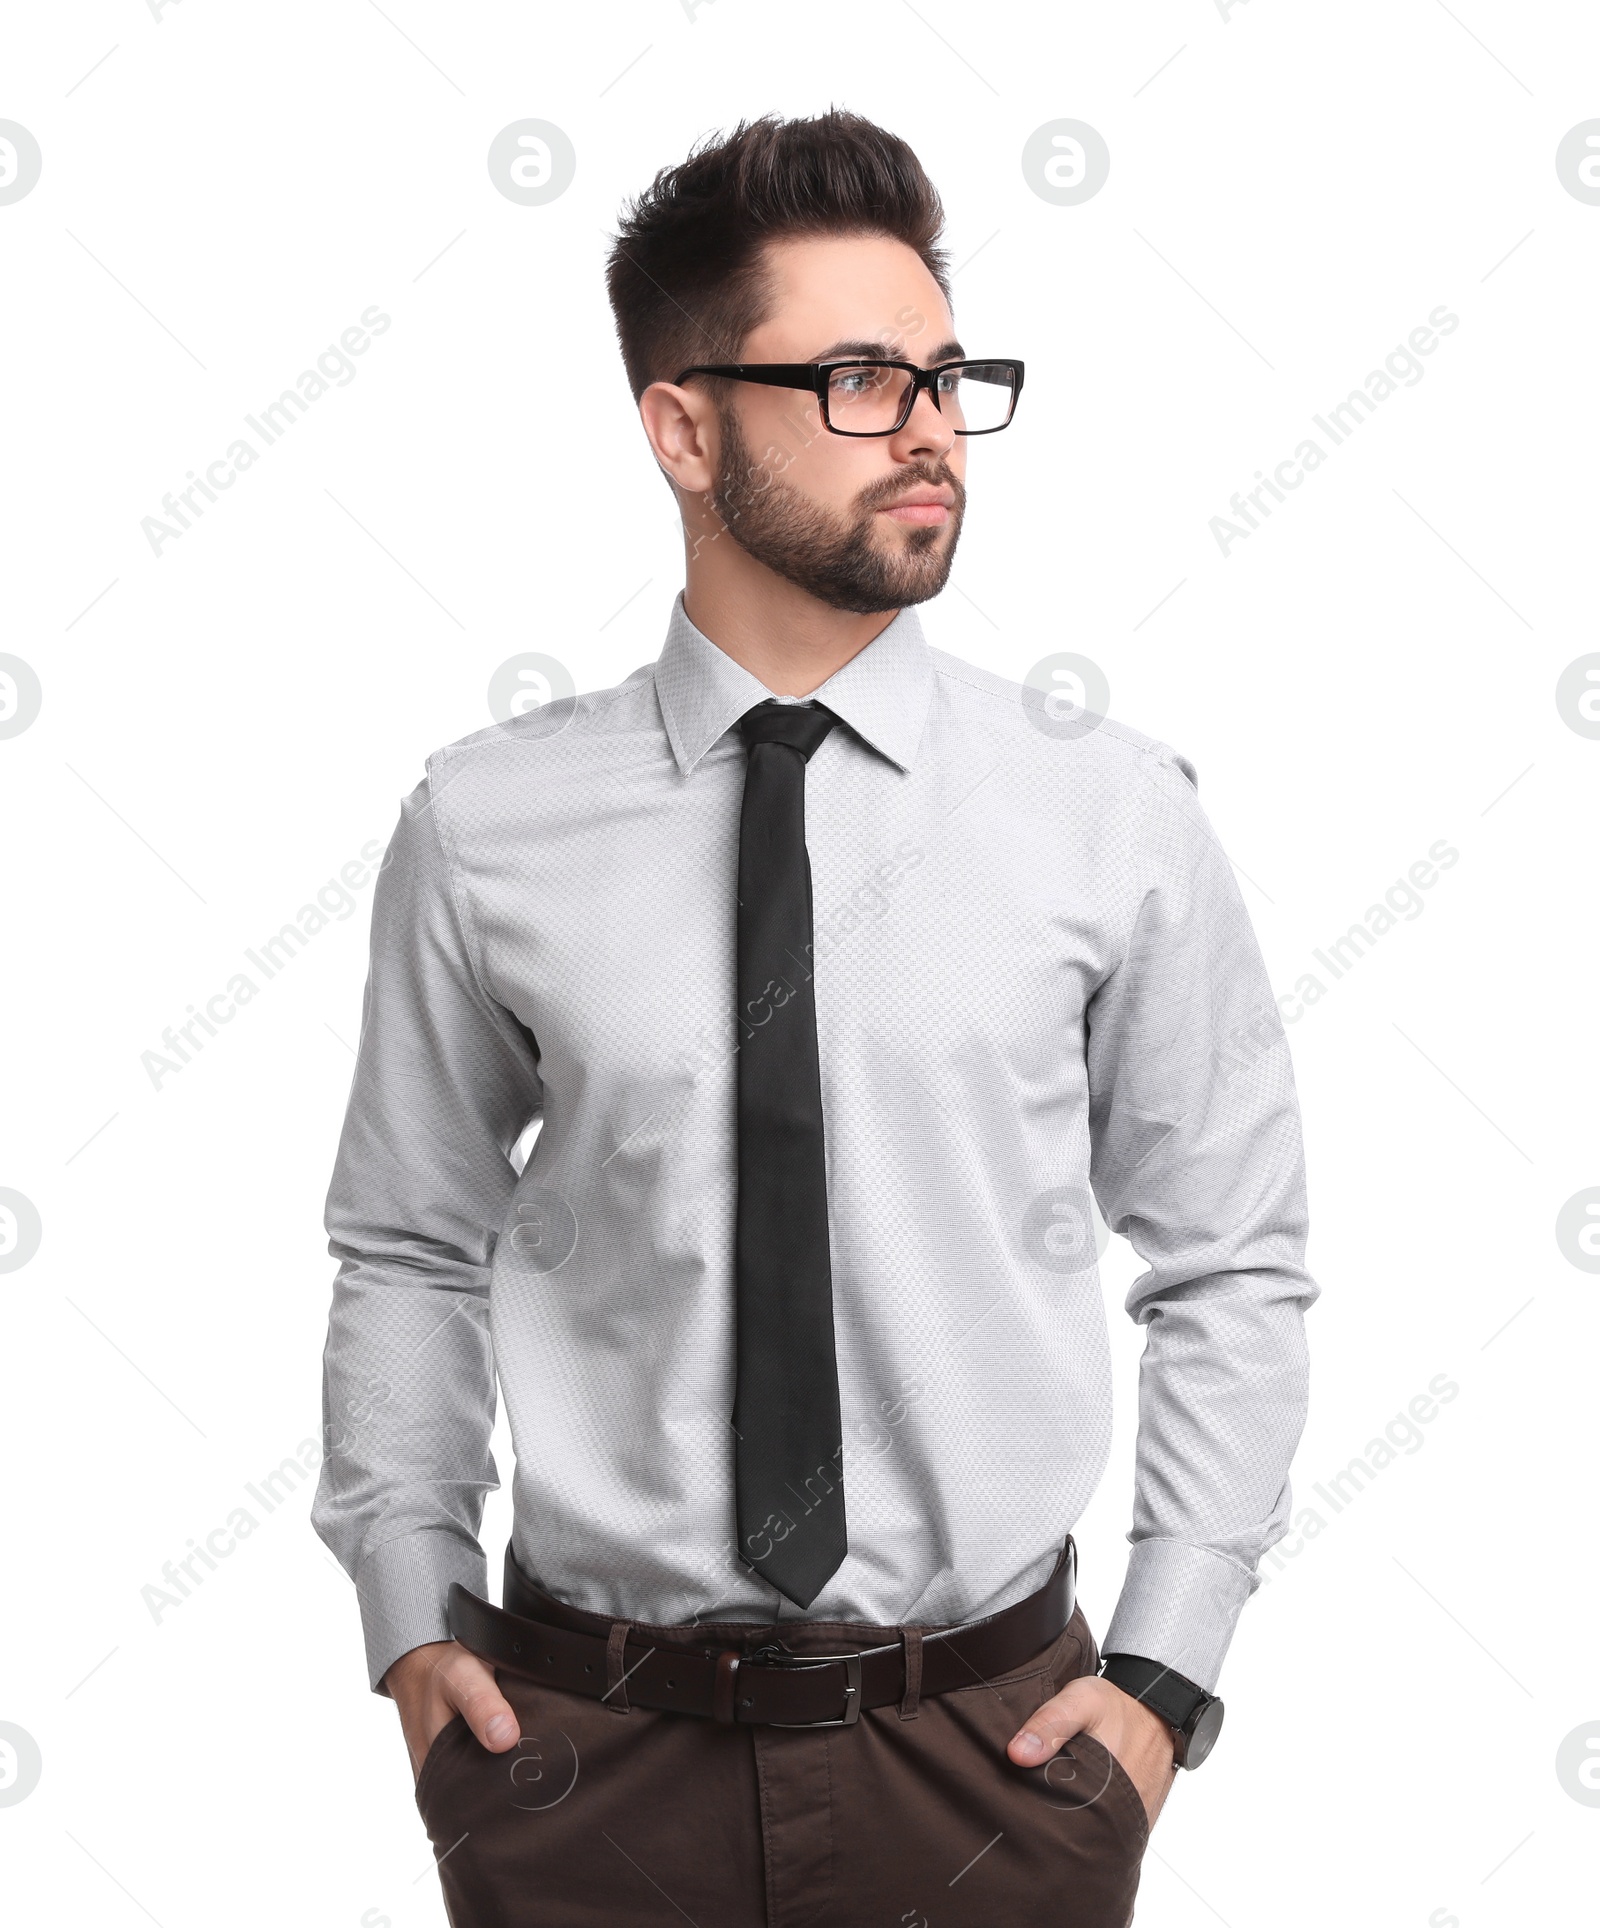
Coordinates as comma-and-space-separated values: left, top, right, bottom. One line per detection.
605, 110, 950, 402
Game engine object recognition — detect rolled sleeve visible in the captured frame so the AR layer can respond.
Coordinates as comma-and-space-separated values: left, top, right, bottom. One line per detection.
311, 766, 543, 1694
1088, 749, 1318, 1692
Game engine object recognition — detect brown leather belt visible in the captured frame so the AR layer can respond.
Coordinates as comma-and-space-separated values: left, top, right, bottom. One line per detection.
447, 1535, 1075, 1728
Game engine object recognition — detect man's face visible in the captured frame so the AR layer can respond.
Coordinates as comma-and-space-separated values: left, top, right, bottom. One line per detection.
706, 234, 969, 614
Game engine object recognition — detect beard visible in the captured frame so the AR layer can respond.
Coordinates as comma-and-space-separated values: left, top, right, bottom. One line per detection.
709, 405, 966, 614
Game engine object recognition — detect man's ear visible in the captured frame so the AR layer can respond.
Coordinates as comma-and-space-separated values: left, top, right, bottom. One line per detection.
639, 380, 720, 495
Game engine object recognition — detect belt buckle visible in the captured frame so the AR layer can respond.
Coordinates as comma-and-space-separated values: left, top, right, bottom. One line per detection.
751, 1646, 863, 1727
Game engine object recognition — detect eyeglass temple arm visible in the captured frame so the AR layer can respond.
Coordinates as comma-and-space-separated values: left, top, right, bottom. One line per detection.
673, 365, 823, 390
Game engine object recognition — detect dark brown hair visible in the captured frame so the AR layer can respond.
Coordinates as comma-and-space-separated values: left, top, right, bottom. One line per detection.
605, 110, 950, 402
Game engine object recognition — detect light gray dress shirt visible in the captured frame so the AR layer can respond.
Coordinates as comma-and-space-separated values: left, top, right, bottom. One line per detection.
313, 593, 1317, 1696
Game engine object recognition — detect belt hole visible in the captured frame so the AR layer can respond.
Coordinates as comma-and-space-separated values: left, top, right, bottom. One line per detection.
584, 1662, 594, 1673
512, 1642, 522, 1654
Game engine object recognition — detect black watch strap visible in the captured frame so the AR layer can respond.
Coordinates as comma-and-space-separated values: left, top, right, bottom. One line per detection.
1097, 1653, 1206, 1728
1098, 1652, 1225, 1769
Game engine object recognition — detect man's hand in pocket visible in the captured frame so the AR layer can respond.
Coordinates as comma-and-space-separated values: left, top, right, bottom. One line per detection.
1008, 1674, 1176, 1827
385, 1641, 521, 1781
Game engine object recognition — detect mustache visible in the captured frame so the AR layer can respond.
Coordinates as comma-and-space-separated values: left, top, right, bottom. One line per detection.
855, 460, 966, 516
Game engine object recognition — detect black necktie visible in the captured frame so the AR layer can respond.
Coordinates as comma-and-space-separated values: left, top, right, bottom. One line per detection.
732, 698, 848, 1610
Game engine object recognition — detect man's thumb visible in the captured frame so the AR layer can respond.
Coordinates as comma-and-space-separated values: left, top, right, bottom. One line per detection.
452, 1658, 520, 1753
1009, 1673, 1098, 1764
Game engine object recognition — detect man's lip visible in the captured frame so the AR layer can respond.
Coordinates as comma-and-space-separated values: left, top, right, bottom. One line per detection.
877, 489, 955, 524
879, 489, 955, 510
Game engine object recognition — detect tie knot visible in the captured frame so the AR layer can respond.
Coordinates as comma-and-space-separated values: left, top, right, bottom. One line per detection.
739, 699, 838, 762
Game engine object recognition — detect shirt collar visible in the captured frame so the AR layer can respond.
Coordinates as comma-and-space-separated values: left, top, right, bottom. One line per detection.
653, 591, 936, 777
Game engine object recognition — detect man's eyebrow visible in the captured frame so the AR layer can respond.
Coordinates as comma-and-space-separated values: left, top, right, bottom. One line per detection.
808, 336, 966, 365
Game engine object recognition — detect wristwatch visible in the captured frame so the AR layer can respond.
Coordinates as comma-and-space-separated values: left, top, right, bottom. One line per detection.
1097, 1653, 1225, 1769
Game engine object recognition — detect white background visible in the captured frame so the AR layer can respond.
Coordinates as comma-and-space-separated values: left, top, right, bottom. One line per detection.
3, 2, 1597, 1924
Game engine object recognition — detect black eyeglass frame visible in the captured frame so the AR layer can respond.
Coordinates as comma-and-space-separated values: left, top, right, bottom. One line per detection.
672, 358, 1026, 437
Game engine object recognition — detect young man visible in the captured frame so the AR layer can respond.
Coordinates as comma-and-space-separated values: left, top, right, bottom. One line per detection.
313, 111, 1317, 1927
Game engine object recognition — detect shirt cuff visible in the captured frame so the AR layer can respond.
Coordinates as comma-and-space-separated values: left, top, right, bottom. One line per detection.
1099, 1538, 1256, 1695
354, 1528, 490, 1696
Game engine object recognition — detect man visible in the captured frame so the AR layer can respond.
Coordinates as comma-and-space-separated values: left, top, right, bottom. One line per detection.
313, 110, 1316, 1926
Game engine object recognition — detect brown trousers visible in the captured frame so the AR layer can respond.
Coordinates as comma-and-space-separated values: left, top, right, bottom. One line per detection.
414, 1588, 1149, 1927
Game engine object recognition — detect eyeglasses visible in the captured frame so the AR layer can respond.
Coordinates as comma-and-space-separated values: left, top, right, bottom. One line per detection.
673, 358, 1025, 437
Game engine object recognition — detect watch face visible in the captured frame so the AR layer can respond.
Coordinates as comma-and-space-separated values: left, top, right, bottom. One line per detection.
1183, 1697, 1225, 1769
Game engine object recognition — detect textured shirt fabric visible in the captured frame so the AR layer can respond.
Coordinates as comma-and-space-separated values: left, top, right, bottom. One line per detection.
312, 593, 1318, 1697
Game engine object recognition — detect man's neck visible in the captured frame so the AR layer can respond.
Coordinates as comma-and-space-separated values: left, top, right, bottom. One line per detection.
681, 557, 898, 698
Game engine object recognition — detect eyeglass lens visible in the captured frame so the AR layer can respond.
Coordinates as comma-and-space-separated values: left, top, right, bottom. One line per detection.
823, 362, 1016, 433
